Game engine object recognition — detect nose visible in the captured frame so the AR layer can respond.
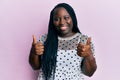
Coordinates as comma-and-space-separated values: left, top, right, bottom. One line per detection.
59, 18, 65, 25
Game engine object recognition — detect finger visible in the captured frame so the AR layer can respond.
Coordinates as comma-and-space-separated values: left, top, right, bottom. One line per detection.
86, 37, 91, 45
78, 43, 84, 48
82, 48, 86, 52
37, 42, 43, 46
36, 49, 44, 53
78, 43, 86, 48
37, 52, 43, 55
36, 51, 43, 55
39, 46, 44, 49
35, 46, 44, 50
32, 35, 37, 44
36, 49, 44, 55
35, 43, 44, 48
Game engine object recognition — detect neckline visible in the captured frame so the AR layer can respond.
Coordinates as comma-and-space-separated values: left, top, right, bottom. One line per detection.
58, 32, 80, 40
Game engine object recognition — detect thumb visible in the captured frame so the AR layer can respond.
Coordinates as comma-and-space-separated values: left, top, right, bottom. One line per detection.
86, 37, 91, 45
32, 35, 37, 44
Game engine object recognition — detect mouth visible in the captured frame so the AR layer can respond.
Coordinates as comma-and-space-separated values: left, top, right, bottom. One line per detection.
60, 26, 68, 31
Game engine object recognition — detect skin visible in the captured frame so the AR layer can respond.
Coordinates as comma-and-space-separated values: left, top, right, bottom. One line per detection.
77, 37, 97, 76
29, 35, 44, 69
53, 7, 75, 37
29, 7, 97, 76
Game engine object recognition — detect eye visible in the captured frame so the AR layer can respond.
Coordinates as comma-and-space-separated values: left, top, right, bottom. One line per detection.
64, 16, 70, 20
53, 17, 60, 21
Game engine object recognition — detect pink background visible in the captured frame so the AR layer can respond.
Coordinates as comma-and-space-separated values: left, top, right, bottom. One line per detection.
0, 0, 120, 80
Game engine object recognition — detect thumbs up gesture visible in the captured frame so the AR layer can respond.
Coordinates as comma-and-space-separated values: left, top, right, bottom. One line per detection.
32, 35, 44, 55
77, 37, 92, 58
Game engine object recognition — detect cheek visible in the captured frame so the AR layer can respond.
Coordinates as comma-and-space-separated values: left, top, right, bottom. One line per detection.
53, 22, 59, 30
68, 20, 73, 27
53, 21, 59, 27
67, 18, 73, 24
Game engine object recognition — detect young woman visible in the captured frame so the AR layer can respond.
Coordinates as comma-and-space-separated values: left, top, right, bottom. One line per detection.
29, 3, 97, 80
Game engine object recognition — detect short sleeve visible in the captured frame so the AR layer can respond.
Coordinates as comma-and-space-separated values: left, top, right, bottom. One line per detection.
39, 34, 47, 44
90, 42, 95, 56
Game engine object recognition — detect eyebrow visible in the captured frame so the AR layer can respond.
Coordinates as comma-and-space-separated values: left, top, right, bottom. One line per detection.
53, 14, 70, 18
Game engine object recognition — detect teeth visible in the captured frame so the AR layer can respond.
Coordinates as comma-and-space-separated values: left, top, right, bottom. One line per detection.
60, 26, 67, 30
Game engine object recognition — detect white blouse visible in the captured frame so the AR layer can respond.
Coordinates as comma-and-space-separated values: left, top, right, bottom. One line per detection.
38, 33, 95, 80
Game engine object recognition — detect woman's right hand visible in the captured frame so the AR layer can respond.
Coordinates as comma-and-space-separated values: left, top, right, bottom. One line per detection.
32, 35, 44, 55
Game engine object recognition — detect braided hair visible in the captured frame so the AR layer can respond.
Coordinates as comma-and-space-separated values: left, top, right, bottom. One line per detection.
41, 3, 81, 80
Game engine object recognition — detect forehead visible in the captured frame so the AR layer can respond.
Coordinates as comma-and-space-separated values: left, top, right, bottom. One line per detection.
53, 7, 70, 16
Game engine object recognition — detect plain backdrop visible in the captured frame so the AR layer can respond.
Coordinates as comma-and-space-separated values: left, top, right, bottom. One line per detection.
0, 0, 120, 80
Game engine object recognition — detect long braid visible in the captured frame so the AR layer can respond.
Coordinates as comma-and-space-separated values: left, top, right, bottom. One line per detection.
41, 3, 81, 80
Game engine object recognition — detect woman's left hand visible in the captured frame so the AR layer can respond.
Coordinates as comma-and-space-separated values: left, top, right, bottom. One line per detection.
77, 37, 92, 58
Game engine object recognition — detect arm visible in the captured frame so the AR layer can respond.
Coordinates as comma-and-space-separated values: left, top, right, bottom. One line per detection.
29, 35, 44, 70
77, 37, 97, 77
81, 51, 97, 77
29, 45, 41, 70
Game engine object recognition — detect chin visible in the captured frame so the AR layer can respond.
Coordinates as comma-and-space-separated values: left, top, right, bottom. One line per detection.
61, 31, 69, 35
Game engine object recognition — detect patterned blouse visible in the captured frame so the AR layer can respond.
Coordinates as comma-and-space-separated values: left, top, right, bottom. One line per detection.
38, 33, 95, 80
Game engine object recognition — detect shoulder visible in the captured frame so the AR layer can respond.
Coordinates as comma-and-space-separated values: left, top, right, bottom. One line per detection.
81, 34, 88, 44
39, 34, 47, 44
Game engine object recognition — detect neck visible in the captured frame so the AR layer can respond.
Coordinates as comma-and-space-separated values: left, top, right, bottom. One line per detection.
58, 32, 76, 38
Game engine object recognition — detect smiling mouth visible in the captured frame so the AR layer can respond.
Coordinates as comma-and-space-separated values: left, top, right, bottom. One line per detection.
60, 26, 68, 31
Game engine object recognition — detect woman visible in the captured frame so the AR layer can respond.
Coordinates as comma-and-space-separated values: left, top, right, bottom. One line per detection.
29, 3, 97, 80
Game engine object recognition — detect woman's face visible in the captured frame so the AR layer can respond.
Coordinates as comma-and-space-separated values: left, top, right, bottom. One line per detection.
53, 7, 74, 37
